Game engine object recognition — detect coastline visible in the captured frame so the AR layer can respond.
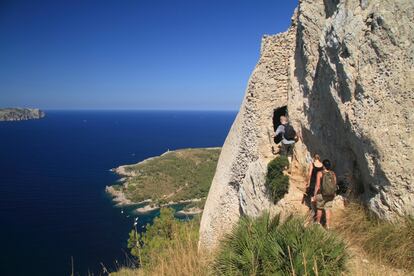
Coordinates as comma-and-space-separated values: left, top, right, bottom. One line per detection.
106, 147, 219, 214
105, 186, 133, 206
0, 108, 45, 121
105, 185, 153, 207
105, 185, 205, 214
176, 207, 203, 216
134, 198, 204, 214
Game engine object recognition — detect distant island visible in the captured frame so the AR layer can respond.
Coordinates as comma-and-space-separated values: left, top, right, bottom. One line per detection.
0, 108, 45, 121
106, 147, 220, 215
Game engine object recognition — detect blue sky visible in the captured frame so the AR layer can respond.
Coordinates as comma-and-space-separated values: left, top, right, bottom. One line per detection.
0, 0, 298, 110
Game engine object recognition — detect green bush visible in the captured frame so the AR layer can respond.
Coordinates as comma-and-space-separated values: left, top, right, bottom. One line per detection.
265, 156, 289, 203
214, 213, 348, 276
127, 208, 199, 267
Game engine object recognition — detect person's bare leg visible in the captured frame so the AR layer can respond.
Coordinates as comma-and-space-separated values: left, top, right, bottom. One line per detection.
286, 156, 292, 174
316, 209, 323, 224
325, 209, 331, 229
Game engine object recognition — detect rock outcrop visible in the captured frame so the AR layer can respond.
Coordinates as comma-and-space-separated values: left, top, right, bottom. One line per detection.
0, 108, 45, 121
199, 0, 414, 250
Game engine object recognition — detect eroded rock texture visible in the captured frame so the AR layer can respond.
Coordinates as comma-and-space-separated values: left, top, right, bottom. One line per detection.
290, 0, 414, 219
199, 0, 413, 250
199, 23, 297, 249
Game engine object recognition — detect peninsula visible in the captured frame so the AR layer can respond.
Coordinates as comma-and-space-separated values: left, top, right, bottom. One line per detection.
106, 147, 220, 214
0, 108, 45, 121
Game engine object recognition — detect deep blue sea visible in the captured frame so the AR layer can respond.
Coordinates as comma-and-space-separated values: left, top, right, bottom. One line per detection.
0, 110, 235, 276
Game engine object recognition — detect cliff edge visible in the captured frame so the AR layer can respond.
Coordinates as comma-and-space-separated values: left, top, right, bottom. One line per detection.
199, 0, 414, 250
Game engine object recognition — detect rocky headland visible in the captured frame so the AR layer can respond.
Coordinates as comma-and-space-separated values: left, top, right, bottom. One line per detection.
106, 148, 221, 214
0, 108, 45, 121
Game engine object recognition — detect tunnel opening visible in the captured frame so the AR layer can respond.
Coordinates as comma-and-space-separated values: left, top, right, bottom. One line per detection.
273, 106, 288, 131
273, 106, 288, 144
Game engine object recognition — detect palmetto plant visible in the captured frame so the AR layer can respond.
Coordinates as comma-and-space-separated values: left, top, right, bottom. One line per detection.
214, 213, 348, 276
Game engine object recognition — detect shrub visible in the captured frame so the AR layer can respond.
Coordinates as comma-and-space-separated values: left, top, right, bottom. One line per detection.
265, 156, 289, 203
127, 208, 203, 271
214, 213, 348, 276
335, 203, 414, 271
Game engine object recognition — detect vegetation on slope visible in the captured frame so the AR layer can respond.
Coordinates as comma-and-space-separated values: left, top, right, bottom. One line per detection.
112, 208, 210, 276
113, 208, 350, 276
265, 156, 289, 204
110, 154, 411, 275
113, 148, 220, 205
214, 213, 348, 276
334, 203, 414, 272
111, 205, 413, 276
127, 208, 199, 266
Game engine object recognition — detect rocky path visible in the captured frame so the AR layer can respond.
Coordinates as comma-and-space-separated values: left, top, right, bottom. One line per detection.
272, 152, 310, 219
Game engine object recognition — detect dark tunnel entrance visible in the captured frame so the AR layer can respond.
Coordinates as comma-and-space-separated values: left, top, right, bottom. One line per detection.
273, 106, 288, 144
273, 106, 288, 131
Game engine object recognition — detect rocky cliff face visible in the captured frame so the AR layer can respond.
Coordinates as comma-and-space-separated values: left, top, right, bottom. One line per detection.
199, 0, 413, 250
0, 108, 45, 121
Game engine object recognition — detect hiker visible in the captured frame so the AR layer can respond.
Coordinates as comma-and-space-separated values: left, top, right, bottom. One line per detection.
274, 116, 297, 164
302, 154, 323, 219
312, 159, 337, 229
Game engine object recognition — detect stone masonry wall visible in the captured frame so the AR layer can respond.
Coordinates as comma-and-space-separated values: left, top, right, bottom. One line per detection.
198, 23, 297, 250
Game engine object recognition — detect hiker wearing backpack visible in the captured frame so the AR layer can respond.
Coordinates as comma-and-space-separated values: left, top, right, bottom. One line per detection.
302, 154, 323, 219
274, 116, 297, 164
312, 159, 337, 229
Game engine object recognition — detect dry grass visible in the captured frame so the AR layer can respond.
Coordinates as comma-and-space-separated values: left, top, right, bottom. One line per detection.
112, 203, 414, 276
141, 234, 211, 276
346, 245, 408, 276
333, 203, 414, 274
111, 222, 212, 276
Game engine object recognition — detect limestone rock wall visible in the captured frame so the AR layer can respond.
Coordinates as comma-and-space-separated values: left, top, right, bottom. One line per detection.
290, 0, 414, 219
199, 0, 414, 250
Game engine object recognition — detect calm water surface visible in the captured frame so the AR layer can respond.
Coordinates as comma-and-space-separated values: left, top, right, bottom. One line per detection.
0, 110, 235, 276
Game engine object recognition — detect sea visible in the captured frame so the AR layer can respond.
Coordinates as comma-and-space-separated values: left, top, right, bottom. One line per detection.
0, 110, 236, 276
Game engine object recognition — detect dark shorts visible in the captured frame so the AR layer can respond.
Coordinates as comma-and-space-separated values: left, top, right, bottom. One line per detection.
281, 143, 294, 157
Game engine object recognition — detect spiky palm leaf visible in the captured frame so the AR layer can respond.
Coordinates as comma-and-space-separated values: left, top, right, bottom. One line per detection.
214, 213, 347, 276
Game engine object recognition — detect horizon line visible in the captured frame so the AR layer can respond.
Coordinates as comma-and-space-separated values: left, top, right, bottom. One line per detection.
41, 108, 239, 112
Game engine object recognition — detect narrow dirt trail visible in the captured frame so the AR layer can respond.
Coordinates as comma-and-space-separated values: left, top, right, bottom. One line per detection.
280, 155, 312, 217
